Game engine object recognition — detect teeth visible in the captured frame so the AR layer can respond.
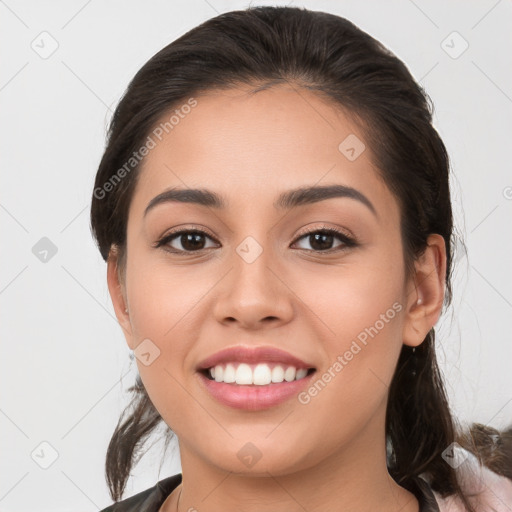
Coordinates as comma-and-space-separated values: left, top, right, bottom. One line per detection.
223, 363, 236, 383
271, 365, 284, 383
253, 364, 272, 385
296, 368, 308, 380
207, 363, 311, 385
214, 365, 224, 382
235, 363, 253, 385
284, 366, 296, 382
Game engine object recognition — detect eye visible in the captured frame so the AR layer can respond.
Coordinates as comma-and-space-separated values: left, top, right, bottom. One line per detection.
154, 227, 219, 253
291, 226, 357, 253
154, 225, 357, 255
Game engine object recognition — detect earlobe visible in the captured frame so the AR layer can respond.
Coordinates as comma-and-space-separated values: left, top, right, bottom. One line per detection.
106, 247, 134, 346
402, 234, 447, 348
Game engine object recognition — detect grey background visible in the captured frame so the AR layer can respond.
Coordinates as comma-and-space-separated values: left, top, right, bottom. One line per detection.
1, 0, 511, 510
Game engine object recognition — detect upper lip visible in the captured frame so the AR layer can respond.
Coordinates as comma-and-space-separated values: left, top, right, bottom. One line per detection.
196, 345, 316, 371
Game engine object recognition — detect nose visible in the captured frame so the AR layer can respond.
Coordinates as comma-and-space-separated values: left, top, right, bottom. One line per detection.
212, 242, 294, 330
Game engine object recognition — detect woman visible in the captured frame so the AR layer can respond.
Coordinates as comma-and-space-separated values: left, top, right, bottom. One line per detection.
90, 6, 512, 512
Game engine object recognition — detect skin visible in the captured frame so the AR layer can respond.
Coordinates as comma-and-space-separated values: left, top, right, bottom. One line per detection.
107, 83, 446, 512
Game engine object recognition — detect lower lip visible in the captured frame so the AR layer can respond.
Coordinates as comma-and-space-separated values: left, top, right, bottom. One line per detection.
197, 371, 316, 411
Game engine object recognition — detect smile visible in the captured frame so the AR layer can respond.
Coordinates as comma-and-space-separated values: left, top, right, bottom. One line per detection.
204, 362, 314, 385
197, 365, 317, 411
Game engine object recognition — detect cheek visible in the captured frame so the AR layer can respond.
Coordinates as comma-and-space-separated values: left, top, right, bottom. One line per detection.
293, 281, 405, 456
126, 253, 208, 345
294, 254, 406, 403
294, 253, 405, 345
123, 249, 229, 419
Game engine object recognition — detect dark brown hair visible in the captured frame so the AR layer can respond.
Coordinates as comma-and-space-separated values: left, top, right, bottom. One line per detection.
90, 6, 510, 508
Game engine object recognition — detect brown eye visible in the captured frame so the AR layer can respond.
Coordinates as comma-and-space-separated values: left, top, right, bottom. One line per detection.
292, 227, 357, 253
155, 229, 218, 253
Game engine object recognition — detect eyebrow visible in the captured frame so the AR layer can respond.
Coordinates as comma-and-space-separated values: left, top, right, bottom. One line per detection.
144, 184, 377, 218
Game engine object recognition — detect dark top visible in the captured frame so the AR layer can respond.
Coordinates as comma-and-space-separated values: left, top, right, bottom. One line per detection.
99, 473, 441, 512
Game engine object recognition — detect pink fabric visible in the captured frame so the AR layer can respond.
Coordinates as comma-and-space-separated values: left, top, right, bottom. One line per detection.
432, 447, 512, 511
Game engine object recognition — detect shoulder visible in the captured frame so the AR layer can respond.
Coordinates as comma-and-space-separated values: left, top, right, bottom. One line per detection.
431, 446, 512, 512
99, 473, 182, 512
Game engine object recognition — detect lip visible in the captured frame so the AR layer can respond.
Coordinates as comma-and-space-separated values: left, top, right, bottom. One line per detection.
196, 345, 315, 371
195, 345, 317, 411
196, 370, 316, 411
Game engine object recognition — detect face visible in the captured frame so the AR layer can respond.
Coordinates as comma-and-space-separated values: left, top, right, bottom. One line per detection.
109, 84, 443, 478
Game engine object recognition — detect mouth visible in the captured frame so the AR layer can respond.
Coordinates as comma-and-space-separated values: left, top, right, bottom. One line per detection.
199, 362, 316, 385
195, 345, 317, 410
196, 363, 317, 411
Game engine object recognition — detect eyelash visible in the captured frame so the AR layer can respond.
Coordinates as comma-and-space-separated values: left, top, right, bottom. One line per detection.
154, 225, 357, 255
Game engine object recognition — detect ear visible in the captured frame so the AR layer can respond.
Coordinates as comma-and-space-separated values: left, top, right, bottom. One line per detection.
106, 246, 135, 349
402, 234, 447, 348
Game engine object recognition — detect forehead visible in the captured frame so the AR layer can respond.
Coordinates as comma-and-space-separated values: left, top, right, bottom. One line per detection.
129, 84, 398, 221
